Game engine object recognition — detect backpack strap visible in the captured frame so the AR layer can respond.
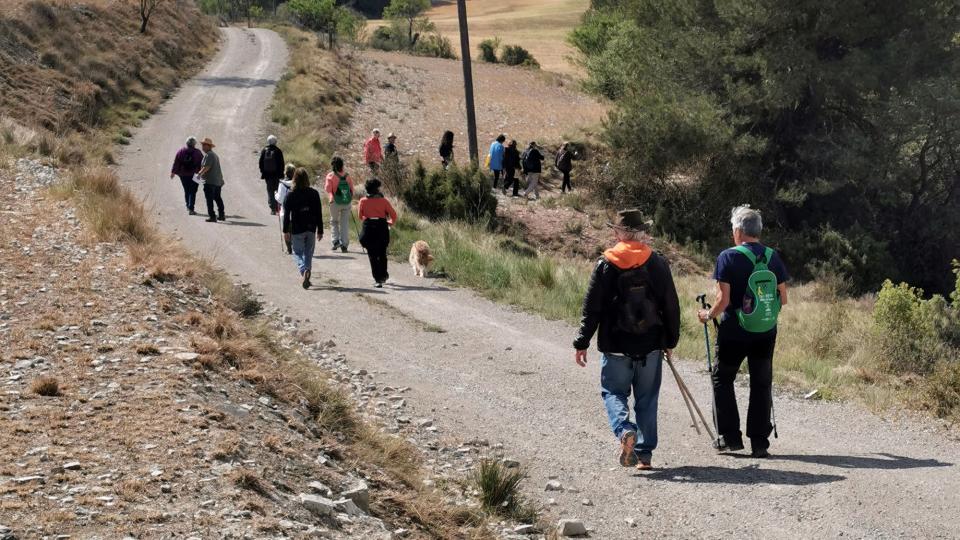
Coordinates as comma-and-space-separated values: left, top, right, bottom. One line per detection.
732, 245, 758, 265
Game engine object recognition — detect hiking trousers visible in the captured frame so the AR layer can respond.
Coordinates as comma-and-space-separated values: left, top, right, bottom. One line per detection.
504, 167, 519, 196
178, 175, 198, 211
712, 333, 776, 450
203, 184, 225, 220
492, 169, 502, 188
264, 177, 281, 212
600, 350, 663, 462
360, 218, 390, 283
329, 202, 352, 249
561, 170, 572, 192
523, 172, 540, 199
290, 231, 317, 275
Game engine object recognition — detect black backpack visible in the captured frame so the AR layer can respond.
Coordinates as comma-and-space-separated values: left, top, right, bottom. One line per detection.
613, 264, 661, 335
263, 146, 278, 174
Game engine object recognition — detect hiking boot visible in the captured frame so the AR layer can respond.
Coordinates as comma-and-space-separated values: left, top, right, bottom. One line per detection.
302, 270, 311, 289
218, 214, 226, 221
332, 241, 341, 250
618, 431, 639, 467
713, 437, 744, 452
751, 447, 770, 458
188, 209, 196, 215
636, 459, 653, 471
340, 245, 347, 253
374, 282, 383, 288
205, 217, 217, 223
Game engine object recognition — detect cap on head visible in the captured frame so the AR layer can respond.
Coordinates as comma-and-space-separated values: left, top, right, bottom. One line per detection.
387, 133, 396, 140
267, 135, 277, 146
372, 128, 381, 136
608, 209, 653, 232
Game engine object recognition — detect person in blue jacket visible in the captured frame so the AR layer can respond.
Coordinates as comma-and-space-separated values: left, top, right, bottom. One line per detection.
488, 134, 506, 189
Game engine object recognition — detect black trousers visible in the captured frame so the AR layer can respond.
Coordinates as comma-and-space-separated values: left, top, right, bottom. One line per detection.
264, 177, 280, 211
203, 184, 225, 219
178, 175, 198, 211
360, 219, 390, 283
504, 167, 519, 195
712, 333, 776, 449
492, 169, 502, 188
561, 170, 572, 192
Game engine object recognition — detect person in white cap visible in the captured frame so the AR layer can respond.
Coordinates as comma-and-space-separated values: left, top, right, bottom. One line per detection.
363, 129, 383, 172
259, 135, 285, 215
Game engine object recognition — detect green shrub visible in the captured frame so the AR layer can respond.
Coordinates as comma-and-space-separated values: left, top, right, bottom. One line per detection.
873, 280, 957, 374
401, 162, 497, 225
413, 32, 456, 59
477, 37, 500, 63
500, 45, 539, 68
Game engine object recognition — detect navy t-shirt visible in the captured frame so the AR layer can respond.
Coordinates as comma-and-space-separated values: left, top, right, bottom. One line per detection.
713, 242, 789, 340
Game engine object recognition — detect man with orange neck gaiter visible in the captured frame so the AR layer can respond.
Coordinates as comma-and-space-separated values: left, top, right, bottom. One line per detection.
574, 209, 681, 471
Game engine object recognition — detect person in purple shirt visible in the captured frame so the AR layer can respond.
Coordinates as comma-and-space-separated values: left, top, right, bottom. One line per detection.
169, 136, 204, 215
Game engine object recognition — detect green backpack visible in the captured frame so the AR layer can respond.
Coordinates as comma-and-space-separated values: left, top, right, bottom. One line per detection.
733, 245, 781, 333
333, 174, 351, 205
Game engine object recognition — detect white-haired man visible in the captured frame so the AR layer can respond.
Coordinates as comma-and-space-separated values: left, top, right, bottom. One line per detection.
259, 135, 285, 215
698, 205, 789, 458
363, 129, 383, 173
574, 209, 681, 471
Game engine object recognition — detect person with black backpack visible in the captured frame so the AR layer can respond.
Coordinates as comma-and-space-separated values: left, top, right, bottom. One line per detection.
259, 135, 286, 215
697, 205, 789, 458
573, 209, 681, 471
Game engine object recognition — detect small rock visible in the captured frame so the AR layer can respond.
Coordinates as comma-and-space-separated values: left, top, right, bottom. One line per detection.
333, 497, 364, 516
160, 484, 172, 493
514, 524, 537, 535
557, 519, 587, 537
174, 352, 199, 361
581, 498, 593, 506
14, 476, 45, 484
502, 459, 521, 468
625, 517, 637, 527
340, 483, 370, 512
301, 494, 336, 516
308, 481, 332, 497
417, 418, 434, 429
544, 480, 563, 491
63, 462, 81, 471
393, 529, 410, 538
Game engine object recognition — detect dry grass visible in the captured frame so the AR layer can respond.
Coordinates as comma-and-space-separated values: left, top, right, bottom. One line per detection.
51, 167, 155, 244
30, 376, 61, 397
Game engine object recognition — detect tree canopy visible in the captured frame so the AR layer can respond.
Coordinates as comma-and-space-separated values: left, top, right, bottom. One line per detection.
572, 0, 960, 294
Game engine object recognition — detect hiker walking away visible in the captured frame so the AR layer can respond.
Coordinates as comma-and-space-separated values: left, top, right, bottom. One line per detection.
358, 178, 398, 288
363, 129, 383, 173
197, 137, 225, 223
276, 163, 296, 254
697, 205, 789, 458
439, 130, 455, 169
488, 134, 506, 189
502, 140, 521, 196
259, 135, 285, 215
324, 157, 354, 253
521, 141, 545, 200
556, 141, 576, 193
283, 167, 324, 290
169, 136, 203, 215
574, 210, 680, 470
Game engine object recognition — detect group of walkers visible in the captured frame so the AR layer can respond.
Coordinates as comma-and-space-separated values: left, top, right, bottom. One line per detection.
574, 206, 788, 469
170, 134, 399, 289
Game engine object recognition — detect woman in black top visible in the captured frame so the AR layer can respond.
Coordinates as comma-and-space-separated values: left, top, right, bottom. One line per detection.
282, 168, 324, 289
439, 130, 454, 169
502, 140, 521, 196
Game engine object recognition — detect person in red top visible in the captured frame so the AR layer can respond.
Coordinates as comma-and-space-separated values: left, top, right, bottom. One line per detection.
363, 129, 383, 173
358, 178, 398, 288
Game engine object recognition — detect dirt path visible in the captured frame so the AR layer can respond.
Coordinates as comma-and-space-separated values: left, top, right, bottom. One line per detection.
118, 28, 960, 538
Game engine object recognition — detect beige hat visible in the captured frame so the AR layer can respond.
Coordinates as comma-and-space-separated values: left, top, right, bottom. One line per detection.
200, 137, 216, 147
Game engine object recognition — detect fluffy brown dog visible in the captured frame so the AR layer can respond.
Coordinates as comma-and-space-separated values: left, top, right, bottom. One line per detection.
408, 240, 434, 277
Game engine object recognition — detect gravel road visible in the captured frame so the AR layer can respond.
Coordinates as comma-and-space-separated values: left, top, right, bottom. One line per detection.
118, 28, 960, 538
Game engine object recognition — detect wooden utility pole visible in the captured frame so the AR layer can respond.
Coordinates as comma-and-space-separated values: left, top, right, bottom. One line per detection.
456, 0, 479, 163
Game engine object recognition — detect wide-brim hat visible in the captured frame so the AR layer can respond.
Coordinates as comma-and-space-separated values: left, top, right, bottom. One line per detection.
607, 209, 653, 232
200, 137, 216, 147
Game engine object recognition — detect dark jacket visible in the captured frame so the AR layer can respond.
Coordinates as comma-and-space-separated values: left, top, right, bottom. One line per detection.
556, 150, 573, 173
439, 141, 453, 160
573, 242, 681, 356
521, 147, 544, 173
282, 187, 323, 235
259, 144, 285, 180
171, 146, 203, 178
503, 146, 521, 171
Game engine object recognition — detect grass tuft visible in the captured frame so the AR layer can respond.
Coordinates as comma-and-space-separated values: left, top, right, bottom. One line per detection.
472, 459, 537, 523
30, 376, 61, 397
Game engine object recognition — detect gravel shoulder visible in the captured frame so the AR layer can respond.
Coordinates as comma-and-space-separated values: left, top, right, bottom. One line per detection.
117, 28, 960, 538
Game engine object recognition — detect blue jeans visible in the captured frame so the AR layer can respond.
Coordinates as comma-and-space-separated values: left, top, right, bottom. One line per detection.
178, 175, 198, 211
600, 350, 663, 461
290, 231, 316, 274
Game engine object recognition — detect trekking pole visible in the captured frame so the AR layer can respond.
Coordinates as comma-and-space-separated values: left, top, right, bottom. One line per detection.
350, 207, 365, 254
771, 395, 779, 439
277, 210, 285, 253
665, 353, 717, 442
696, 293, 724, 448
664, 352, 701, 436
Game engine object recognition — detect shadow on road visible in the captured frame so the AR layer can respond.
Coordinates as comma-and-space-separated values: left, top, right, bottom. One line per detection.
640, 465, 845, 486
760, 453, 953, 470
386, 282, 451, 292
327, 286, 386, 294
225, 220, 265, 227
194, 76, 277, 88
313, 255, 353, 261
